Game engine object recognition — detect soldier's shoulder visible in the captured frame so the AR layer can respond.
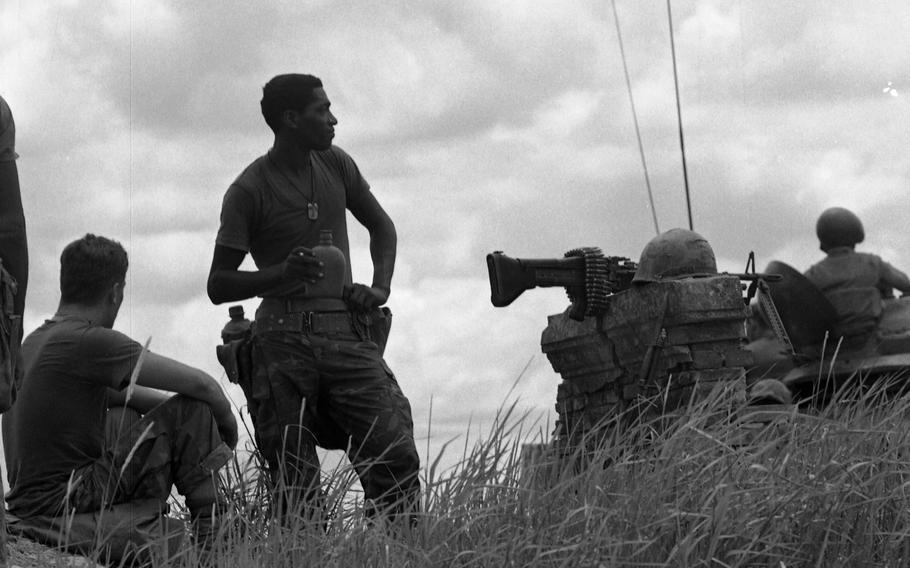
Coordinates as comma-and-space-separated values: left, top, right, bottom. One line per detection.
229, 155, 270, 192
316, 145, 358, 166
850, 250, 885, 267
804, 258, 825, 276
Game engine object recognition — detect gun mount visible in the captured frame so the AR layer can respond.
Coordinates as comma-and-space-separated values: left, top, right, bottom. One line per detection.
486, 247, 638, 321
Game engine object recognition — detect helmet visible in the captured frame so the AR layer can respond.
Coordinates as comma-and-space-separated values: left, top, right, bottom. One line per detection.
816, 207, 864, 251
748, 379, 792, 406
632, 228, 717, 283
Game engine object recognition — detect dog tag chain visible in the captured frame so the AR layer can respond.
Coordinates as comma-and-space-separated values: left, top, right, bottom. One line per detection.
269, 151, 319, 220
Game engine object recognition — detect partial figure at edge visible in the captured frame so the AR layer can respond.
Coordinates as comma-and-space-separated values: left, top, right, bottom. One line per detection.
0, 94, 28, 413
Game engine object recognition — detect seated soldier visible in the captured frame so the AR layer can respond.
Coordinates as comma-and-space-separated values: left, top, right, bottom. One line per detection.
2, 234, 238, 563
804, 207, 910, 337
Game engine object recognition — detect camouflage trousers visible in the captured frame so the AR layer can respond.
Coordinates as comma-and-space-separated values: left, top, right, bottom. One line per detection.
9, 395, 232, 563
249, 315, 421, 519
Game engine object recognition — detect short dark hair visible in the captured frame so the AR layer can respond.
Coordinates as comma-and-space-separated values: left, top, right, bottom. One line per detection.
60, 234, 128, 305
260, 74, 323, 133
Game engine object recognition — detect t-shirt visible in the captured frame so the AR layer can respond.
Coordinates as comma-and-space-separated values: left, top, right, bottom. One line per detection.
2, 316, 143, 517
805, 249, 910, 296
215, 146, 372, 286
0, 95, 17, 162
805, 248, 910, 336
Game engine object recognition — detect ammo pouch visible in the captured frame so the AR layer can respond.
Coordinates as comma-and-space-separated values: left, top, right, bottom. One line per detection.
215, 336, 254, 403
0, 258, 22, 413
353, 307, 393, 355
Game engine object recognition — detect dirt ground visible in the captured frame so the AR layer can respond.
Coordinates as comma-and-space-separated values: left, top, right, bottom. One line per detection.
4, 534, 101, 568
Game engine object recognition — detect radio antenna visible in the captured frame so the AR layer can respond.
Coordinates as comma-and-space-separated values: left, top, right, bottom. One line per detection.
667, 0, 693, 231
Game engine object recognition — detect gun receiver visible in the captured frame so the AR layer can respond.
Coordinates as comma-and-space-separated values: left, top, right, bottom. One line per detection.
487, 248, 638, 320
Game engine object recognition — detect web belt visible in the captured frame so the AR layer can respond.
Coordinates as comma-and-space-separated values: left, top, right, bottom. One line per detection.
252, 311, 354, 336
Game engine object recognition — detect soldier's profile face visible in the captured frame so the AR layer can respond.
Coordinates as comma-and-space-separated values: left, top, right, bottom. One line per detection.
290, 87, 336, 150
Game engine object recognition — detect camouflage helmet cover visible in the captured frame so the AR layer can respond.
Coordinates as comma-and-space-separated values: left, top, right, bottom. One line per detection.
748, 378, 793, 405
816, 207, 864, 251
632, 228, 718, 283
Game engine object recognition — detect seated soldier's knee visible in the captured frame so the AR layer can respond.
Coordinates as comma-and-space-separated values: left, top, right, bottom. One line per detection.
105, 405, 143, 446
155, 394, 216, 421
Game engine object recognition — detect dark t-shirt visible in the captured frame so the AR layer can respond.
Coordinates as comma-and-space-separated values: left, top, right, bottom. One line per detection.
805, 249, 910, 296
2, 315, 142, 517
805, 248, 910, 334
215, 146, 372, 286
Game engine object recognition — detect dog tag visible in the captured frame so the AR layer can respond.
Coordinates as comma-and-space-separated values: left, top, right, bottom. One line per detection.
308, 203, 319, 220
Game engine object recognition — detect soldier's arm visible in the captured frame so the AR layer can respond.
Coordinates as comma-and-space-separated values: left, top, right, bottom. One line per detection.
107, 384, 170, 414
880, 260, 910, 295
134, 351, 238, 449
207, 245, 280, 304
347, 190, 397, 309
207, 244, 324, 304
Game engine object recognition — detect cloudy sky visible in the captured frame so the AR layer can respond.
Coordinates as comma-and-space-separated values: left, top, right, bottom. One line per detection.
2, 0, 909, 472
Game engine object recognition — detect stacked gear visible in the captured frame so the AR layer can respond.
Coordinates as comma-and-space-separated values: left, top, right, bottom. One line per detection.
544, 272, 751, 450
542, 229, 749, 452
816, 207, 864, 251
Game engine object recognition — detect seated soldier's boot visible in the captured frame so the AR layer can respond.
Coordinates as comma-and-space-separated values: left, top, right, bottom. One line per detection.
187, 495, 231, 553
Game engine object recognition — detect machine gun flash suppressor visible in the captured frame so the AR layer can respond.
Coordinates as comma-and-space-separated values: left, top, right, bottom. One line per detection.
486, 248, 638, 321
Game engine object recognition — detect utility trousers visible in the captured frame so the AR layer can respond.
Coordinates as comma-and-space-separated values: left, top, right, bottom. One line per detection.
249, 308, 421, 520
8, 395, 231, 563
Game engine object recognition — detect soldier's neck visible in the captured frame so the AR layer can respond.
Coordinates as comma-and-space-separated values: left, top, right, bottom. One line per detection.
54, 302, 115, 329
270, 138, 311, 172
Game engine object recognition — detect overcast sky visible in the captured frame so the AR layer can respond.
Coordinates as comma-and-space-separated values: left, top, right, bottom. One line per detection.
2, 0, 909, 471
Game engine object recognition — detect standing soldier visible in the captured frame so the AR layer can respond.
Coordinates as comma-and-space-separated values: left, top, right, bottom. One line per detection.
805, 207, 910, 337
207, 74, 420, 522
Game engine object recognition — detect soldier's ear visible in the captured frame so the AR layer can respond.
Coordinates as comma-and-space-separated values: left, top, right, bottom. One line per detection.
109, 280, 125, 306
281, 110, 299, 130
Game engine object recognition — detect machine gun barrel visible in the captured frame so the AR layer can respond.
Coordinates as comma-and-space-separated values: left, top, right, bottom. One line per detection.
486, 252, 586, 307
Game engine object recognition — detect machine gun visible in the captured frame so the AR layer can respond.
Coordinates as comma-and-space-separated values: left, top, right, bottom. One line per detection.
486, 247, 638, 321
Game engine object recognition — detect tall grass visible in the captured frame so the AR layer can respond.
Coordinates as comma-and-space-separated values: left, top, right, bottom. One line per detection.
89, 374, 910, 566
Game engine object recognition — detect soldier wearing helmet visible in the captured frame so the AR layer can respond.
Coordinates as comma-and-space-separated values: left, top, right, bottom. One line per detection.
804, 207, 910, 336
748, 378, 793, 406
632, 228, 717, 283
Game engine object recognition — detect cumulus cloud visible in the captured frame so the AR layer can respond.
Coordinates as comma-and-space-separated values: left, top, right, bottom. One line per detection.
5, 0, 910, 473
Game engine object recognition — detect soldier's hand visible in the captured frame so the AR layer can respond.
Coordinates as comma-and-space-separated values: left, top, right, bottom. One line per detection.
344, 283, 389, 310
283, 247, 324, 283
